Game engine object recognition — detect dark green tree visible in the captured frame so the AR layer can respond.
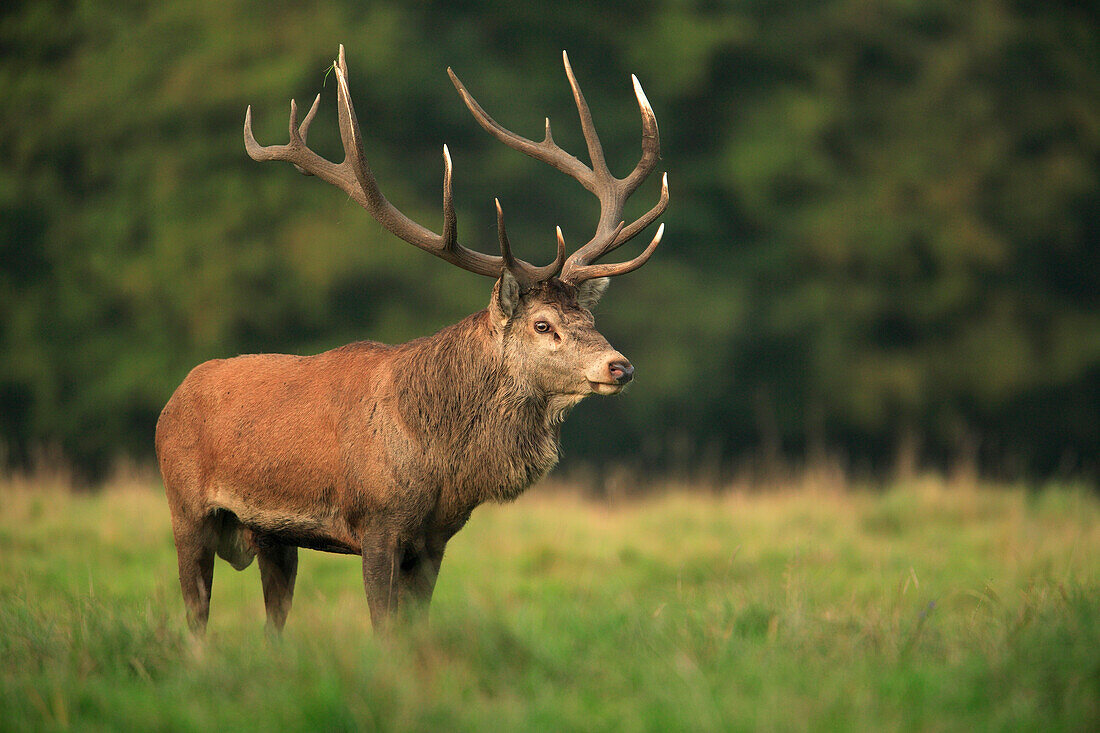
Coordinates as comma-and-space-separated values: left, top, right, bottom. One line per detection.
1, 0, 1096, 480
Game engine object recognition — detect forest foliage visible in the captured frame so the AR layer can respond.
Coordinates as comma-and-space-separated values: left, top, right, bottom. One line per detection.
1, 0, 1097, 479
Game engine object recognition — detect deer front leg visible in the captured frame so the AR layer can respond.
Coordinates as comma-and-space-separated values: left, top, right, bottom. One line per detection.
395, 537, 445, 621
361, 528, 400, 633
396, 514, 469, 622
362, 533, 446, 629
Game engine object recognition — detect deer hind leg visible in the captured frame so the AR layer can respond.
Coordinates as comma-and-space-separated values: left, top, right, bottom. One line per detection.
171, 512, 218, 635
258, 541, 298, 633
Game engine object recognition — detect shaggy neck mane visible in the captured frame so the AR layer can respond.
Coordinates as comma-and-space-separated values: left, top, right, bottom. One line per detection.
390, 310, 567, 507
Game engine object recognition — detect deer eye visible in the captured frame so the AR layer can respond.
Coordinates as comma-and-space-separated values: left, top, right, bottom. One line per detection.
533, 320, 552, 334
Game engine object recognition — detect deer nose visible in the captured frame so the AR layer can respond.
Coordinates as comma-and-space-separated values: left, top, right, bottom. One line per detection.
608, 359, 634, 384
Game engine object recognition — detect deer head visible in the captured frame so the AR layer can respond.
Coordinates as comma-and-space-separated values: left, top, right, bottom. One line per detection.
244, 45, 668, 399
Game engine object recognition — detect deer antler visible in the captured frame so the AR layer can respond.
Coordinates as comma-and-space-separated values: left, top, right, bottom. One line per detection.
244, 45, 563, 287
449, 51, 669, 285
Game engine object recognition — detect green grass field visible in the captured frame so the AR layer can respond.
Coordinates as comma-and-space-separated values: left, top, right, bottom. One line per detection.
1, 475, 1097, 731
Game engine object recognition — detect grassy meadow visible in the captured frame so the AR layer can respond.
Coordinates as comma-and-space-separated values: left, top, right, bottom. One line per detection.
1, 474, 1097, 731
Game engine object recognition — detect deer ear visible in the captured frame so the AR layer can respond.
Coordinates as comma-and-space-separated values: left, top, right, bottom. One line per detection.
575, 277, 610, 310
490, 270, 521, 324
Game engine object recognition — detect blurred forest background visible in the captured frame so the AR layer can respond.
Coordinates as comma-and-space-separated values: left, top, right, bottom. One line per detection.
1, 0, 1097, 483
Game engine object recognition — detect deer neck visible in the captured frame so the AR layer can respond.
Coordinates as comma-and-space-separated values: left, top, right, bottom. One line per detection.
394, 310, 564, 506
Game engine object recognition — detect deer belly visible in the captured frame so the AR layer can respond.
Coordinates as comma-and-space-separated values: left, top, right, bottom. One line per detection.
208, 482, 360, 554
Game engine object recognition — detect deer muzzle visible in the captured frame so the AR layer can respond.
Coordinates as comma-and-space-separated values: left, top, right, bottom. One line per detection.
608, 360, 634, 384
588, 356, 634, 395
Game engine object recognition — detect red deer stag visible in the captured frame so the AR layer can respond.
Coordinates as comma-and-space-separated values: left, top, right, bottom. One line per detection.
156, 45, 668, 633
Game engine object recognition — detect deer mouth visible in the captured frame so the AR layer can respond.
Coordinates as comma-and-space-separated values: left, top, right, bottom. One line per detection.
588, 380, 625, 396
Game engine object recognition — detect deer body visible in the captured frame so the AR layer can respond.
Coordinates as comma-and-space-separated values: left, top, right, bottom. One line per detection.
157, 46, 667, 633
159, 307, 576, 553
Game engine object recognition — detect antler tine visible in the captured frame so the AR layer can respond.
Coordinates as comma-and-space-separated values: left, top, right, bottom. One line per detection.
284, 95, 322, 175
573, 223, 665, 281
298, 94, 322, 141
561, 50, 608, 177
612, 172, 669, 247
553, 226, 567, 274
245, 44, 566, 281
495, 198, 521, 277
495, 199, 566, 287
442, 145, 457, 245
623, 74, 661, 194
